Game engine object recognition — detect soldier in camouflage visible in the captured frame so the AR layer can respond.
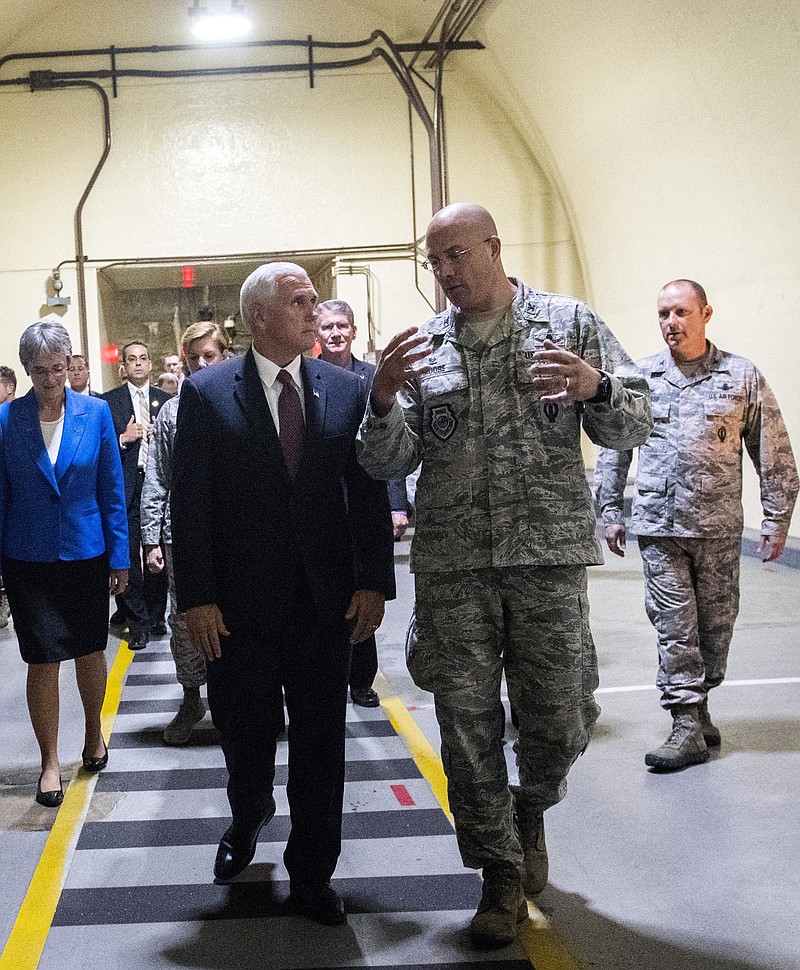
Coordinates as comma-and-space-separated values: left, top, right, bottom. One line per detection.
357, 202, 652, 949
141, 322, 230, 745
596, 279, 799, 772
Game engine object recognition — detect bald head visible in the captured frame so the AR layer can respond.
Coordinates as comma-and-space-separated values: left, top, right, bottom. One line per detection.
425, 202, 515, 313
427, 202, 499, 238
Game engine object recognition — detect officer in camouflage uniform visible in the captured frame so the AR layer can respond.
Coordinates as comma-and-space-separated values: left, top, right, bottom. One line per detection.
596, 279, 798, 772
357, 202, 652, 949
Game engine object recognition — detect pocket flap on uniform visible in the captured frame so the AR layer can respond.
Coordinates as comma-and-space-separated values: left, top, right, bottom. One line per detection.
652, 401, 671, 421
636, 474, 667, 495
417, 480, 473, 509
703, 400, 732, 418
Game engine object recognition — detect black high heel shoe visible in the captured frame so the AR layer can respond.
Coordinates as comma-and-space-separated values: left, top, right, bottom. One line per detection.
82, 738, 108, 773
36, 773, 64, 808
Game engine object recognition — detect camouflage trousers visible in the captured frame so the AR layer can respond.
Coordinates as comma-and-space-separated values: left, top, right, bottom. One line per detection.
164, 544, 207, 690
638, 535, 741, 709
409, 565, 600, 870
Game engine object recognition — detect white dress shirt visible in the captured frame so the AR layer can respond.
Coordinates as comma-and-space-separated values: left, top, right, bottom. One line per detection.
251, 349, 306, 433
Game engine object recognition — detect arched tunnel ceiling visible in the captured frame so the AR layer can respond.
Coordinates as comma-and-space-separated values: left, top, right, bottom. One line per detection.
3, 0, 800, 329
2, 0, 799, 536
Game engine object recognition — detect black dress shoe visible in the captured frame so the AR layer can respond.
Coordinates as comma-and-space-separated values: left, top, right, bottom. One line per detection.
213, 800, 276, 883
127, 626, 149, 651
350, 687, 380, 708
82, 738, 108, 773
36, 773, 64, 808
287, 880, 346, 926
151, 622, 168, 638
109, 609, 127, 626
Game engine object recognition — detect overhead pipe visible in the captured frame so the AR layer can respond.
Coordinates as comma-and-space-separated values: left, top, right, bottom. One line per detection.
2, 24, 484, 328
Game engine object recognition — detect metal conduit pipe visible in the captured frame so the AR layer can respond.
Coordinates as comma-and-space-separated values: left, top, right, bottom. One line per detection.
25, 74, 111, 358
333, 264, 376, 352
56, 244, 416, 281
0, 35, 482, 78
2, 25, 483, 332
424, 0, 488, 69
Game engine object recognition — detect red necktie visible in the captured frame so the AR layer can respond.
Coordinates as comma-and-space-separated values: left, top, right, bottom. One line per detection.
277, 369, 304, 478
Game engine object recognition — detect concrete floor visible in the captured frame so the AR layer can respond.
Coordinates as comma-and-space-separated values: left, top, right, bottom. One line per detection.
1, 530, 798, 969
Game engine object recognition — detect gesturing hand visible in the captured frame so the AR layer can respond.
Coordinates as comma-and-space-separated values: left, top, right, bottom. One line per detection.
530, 339, 603, 403
370, 327, 433, 417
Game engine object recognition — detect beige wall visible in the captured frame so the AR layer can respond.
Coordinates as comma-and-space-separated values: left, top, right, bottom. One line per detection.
483, 0, 800, 535
1, 0, 797, 535
0, 1, 579, 390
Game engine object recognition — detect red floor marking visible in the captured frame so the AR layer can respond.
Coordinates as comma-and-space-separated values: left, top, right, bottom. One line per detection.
391, 784, 415, 806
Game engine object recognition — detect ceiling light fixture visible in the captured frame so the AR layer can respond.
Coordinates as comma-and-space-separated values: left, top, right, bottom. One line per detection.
189, 1, 252, 42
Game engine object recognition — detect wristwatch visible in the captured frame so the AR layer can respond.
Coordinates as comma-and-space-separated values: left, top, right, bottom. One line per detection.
587, 371, 612, 404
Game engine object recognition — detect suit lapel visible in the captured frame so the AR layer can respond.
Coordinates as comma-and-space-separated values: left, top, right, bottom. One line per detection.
233, 349, 283, 452
232, 353, 331, 481
17, 389, 59, 494
301, 357, 327, 451
54, 390, 88, 482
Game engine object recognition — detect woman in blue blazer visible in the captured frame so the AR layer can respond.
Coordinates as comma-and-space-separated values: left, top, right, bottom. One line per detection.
0, 322, 129, 807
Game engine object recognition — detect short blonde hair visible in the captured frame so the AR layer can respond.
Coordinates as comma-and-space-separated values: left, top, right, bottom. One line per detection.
180, 322, 230, 356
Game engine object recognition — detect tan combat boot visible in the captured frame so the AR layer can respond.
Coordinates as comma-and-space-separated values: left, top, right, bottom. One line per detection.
698, 697, 721, 746
470, 862, 527, 949
645, 706, 708, 770
163, 693, 206, 746
515, 803, 549, 897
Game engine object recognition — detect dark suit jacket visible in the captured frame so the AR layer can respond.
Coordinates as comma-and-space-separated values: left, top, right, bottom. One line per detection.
348, 356, 408, 514
171, 350, 395, 628
0, 389, 129, 567
102, 383, 172, 507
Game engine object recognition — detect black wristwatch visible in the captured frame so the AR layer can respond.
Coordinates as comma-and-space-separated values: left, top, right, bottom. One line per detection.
587, 371, 612, 404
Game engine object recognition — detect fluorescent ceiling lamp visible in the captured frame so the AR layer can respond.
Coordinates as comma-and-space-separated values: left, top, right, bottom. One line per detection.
190, 1, 252, 42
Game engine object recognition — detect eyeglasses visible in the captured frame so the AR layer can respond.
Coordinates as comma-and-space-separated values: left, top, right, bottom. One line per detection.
30, 364, 68, 379
421, 237, 493, 272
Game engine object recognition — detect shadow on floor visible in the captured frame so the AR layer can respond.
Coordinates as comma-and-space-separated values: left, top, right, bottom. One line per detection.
540, 887, 786, 970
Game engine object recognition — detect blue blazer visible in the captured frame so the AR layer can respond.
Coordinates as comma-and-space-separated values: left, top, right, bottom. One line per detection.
0, 388, 129, 568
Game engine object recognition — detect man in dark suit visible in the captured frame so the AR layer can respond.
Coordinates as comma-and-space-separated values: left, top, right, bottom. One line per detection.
171, 263, 395, 926
67, 354, 102, 397
102, 342, 172, 649
316, 299, 409, 708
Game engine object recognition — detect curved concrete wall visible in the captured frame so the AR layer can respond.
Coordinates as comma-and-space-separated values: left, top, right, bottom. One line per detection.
0, 0, 797, 534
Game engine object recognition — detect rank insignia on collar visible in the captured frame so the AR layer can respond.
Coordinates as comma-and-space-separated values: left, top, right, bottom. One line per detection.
430, 404, 457, 440
543, 402, 559, 423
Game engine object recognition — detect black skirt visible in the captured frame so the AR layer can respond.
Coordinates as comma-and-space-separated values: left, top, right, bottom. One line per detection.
3, 555, 110, 665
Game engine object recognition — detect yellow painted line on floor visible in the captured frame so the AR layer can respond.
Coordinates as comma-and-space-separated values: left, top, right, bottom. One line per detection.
379, 694, 452, 822
0, 641, 134, 970
379, 690, 582, 970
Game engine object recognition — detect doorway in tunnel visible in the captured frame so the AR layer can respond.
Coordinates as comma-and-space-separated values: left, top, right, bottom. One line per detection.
93, 246, 425, 391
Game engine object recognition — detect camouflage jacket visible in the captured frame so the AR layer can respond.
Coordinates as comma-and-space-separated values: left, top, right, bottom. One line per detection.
140, 394, 179, 546
357, 279, 652, 572
595, 342, 799, 538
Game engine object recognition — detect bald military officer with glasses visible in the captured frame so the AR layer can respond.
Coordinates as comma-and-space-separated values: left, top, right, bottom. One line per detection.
357, 202, 652, 950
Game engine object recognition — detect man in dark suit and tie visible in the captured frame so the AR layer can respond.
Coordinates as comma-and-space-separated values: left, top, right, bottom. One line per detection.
171, 262, 395, 926
316, 299, 409, 708
102, 342, 172, 649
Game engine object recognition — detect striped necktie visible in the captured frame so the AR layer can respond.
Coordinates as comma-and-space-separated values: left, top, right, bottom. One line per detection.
138, 388, 149, 469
